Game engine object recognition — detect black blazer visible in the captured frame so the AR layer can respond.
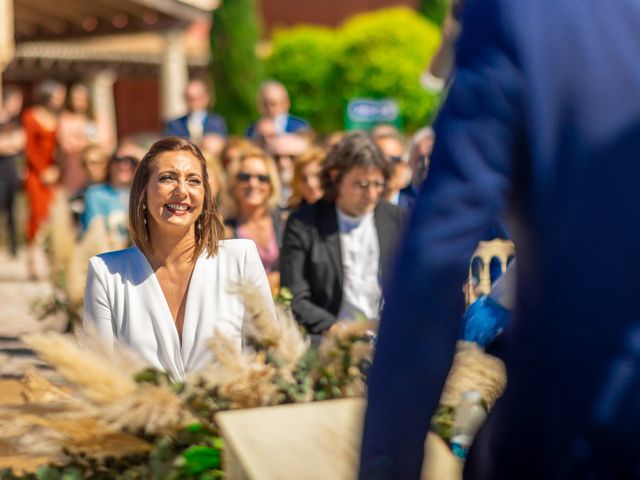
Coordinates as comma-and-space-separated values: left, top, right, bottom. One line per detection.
280, 199, 403, 336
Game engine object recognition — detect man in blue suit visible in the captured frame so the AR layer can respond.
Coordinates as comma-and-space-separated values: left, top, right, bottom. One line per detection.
246, 80, 309, 139
360, 0, 640, 478
165, 78, 227, 157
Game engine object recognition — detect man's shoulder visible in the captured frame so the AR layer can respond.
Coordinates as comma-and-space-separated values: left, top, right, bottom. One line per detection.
376, 200, 403, 218
166, 115, 188, 126
286, 115, 310, 132
288, 199, 332, 225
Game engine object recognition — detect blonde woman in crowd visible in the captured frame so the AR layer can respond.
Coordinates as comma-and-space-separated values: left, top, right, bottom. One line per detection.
84, 137, 273, 381
287, 146, 326, 210
225, 145, 283, 292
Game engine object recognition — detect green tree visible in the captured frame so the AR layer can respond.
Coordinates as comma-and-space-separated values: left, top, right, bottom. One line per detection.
264, 26, 340, 133
419, 0, 450, 26
211, 0, 262, 135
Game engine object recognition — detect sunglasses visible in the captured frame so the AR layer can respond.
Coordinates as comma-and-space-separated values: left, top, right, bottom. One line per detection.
112, 156, 138, 167
237, 172, 270, 184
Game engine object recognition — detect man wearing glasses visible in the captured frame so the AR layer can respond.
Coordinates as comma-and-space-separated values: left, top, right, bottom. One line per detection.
280, 132, 403, 344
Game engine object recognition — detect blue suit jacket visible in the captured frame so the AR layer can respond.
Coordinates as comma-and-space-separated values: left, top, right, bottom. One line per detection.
246, 114, 309, 138
360, 0, 640, 478
164, 112, 227, 139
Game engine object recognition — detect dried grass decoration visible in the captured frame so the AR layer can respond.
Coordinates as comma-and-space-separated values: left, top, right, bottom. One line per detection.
0, 283, 376, 479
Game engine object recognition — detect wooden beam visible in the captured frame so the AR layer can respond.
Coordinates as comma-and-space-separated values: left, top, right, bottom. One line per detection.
131, 0, 209, 21
18, 0, 87, 25
91, 0, 152, 18
13, 2, 61, 29
41, 0, 121, 22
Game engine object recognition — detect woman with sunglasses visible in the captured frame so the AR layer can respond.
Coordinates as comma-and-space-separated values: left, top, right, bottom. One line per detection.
224, 145, 283, 292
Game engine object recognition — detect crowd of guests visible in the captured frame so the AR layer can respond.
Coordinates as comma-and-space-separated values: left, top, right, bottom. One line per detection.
0, 75, 435, 338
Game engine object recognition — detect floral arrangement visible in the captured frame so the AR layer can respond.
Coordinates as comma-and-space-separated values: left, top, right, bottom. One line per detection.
0, 286, 375, 479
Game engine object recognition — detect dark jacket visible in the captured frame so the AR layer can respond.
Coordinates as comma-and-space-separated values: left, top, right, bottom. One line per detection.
280, 199, 403, 337
360, 0, 640, 478
246, 115, 309, 138
164, 112, 227, 139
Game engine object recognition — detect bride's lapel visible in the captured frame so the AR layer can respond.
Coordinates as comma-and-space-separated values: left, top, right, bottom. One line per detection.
134, 248, 186, 379
180, 254, 205, 370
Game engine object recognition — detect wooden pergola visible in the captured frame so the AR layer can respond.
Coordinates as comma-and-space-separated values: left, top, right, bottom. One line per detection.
12, 0, 214, 41
0, 0, 218, 132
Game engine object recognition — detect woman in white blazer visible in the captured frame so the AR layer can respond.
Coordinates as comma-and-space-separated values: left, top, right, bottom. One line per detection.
83, 136, 274, 381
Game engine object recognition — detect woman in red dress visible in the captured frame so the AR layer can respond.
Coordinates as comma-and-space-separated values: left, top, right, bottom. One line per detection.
23, 80, 66, 277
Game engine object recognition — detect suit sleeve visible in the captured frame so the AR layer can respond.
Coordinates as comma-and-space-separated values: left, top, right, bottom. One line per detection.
164, 119, 180, 137
83, 257, 116, 347
280, 214, 337, 334
204, 114, 228, 137
359, 0, 523, 477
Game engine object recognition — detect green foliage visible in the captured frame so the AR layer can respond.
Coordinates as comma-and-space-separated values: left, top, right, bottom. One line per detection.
211, 0, 262, 135
419, 0, 450, 26
336, 8, 443, 132
265, 26, 341, 133
263, 7, 443, 133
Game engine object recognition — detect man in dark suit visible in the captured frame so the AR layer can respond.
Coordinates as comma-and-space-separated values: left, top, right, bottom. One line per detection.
246, 81, 309, 139
280, 132, 403, 342
165, 78, 227, 157
360, 0, 640, 478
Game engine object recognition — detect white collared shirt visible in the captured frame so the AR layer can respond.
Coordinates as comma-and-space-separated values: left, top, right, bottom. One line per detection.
336, 207, 381, 322
187, 110, 206, 142
273, 113, 288, 134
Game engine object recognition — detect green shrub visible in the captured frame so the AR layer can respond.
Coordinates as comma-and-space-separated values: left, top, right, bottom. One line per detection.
265, 26, 340, 134
263, 7, 442, 134
337, 7, 442, 132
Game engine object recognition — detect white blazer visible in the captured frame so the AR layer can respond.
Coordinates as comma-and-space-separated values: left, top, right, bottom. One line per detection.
83, 239, 274, 381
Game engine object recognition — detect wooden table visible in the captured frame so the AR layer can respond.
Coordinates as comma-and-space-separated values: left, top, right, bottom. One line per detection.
217, 398, 462, 480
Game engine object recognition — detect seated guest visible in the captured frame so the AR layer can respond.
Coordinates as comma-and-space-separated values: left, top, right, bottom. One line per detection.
81, 154, 138, 248
372, 126, 418, 212
69, 144, 109, 225
287, 146, 326, 210
407, 126, 435, 187
225, 145, 284, 292
84, 137, 274, 381
269, 133, 310, 208
165, 78, 227, 157
220, 136, 253, 170
280, 132, 403, 342
246, 81, 309, 138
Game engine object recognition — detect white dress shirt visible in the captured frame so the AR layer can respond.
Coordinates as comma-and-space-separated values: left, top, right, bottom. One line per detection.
83, 239, 274, 381
336, 208, 382, 322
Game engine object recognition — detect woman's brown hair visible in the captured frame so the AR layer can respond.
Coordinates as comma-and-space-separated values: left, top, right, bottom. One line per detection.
129, 136, 225, 259
289, 146, 326, 208
321, 131, 391, 202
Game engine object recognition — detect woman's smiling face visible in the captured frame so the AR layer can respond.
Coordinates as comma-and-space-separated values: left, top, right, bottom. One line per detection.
234, 156, 272, 210
145, 151, 205, 235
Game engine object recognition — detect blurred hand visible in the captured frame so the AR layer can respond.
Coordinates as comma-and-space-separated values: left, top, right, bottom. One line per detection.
40, 165, 60, 185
